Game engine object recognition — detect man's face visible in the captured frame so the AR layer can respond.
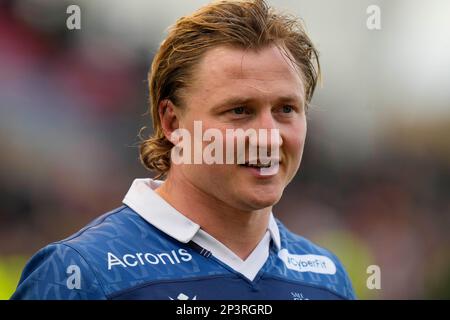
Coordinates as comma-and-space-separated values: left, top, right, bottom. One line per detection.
174, 44, 307, 212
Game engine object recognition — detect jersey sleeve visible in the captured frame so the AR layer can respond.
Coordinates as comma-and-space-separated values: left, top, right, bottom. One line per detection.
341, 266, 357, 299
10, 243, 107, 300
331, 252, 357, 300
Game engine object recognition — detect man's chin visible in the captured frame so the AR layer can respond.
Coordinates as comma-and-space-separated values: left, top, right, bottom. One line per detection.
240, 193, 282, 211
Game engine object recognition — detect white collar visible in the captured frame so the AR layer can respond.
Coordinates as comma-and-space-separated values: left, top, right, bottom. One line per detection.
122, 178, 281, 280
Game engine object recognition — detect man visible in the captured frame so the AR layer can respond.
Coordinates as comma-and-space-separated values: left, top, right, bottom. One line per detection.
12, 0, 355, 300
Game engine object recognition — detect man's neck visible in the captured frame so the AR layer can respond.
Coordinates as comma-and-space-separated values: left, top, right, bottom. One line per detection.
155, 175, 271, 260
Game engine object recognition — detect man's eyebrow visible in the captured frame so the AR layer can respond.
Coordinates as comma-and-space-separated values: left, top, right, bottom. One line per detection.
211, 94, 305, 111
276, 94, 305, 106
210, 97, 255, 112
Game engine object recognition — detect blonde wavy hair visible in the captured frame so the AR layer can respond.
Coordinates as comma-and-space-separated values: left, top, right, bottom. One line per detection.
139, 0, 320, 178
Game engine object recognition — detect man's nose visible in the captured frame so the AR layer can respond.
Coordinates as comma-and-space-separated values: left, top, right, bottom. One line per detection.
250, 110, 283, 149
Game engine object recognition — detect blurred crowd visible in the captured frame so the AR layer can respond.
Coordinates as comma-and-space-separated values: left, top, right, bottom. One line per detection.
0, 1, 449, 299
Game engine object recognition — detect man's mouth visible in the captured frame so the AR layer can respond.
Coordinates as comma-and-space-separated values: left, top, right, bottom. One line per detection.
238, 160, 280, 168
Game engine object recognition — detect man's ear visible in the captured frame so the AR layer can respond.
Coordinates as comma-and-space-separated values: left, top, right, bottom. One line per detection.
158, 99, 180, 144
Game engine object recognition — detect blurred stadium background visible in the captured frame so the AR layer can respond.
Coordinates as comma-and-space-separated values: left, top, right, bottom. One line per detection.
0, 0, 449, 299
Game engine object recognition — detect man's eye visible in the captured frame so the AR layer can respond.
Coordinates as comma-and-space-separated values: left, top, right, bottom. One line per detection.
230, 106, 248, 115
282, 105, 294, 113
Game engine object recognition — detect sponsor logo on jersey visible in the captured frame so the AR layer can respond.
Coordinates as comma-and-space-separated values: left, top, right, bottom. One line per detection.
278, 249, 337, 275
107, 248, 192, 270
291, 292, 309, 300
169, 293, 197, 300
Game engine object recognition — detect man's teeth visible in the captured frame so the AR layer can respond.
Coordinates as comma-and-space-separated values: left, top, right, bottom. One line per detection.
242, 162, 272, 168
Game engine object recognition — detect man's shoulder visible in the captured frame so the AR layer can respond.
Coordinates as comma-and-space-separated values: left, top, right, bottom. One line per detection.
11, 205, 205, 299
271, 219, 356, 300
55, 204, 191, 276
7, 206, 140, 300
275, 219, 335, 256
58, 205, 154, 249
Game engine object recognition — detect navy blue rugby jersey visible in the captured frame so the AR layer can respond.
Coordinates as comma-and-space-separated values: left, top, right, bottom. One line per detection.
11, 179, 355, 300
